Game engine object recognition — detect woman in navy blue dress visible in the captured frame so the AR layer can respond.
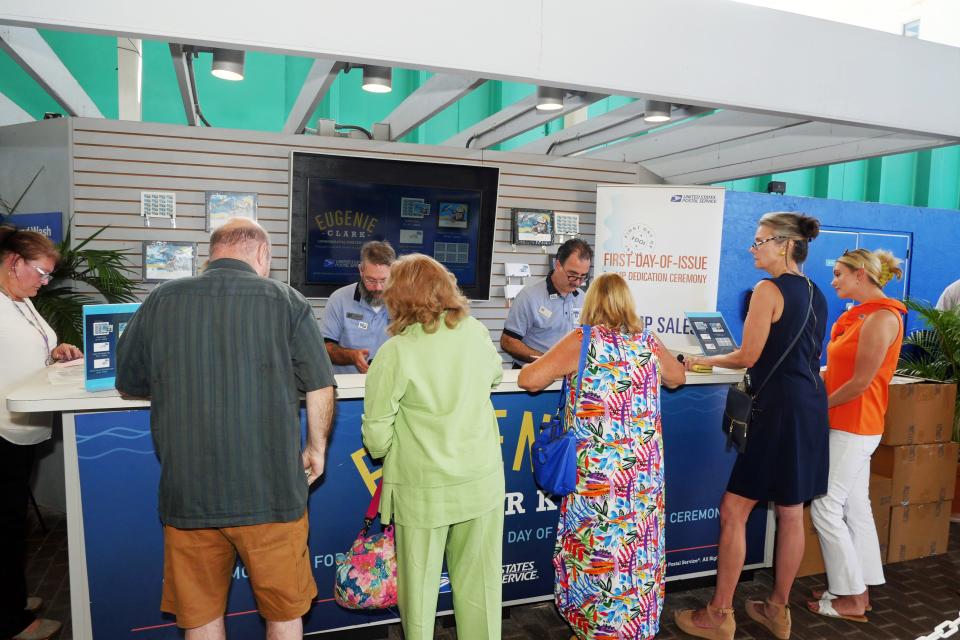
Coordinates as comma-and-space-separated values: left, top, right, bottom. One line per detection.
674, 212, 829, 640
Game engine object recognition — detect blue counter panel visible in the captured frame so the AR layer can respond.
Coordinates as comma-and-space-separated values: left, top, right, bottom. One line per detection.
75, 385, 765, 637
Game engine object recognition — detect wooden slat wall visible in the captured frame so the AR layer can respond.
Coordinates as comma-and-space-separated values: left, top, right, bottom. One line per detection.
69, 118, 657, 361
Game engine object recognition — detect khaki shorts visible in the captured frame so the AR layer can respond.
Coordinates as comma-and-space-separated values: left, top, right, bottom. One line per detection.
161, 511, 317, 629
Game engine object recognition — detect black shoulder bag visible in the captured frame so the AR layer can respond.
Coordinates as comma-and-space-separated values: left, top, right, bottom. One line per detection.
722, 279, 814, 453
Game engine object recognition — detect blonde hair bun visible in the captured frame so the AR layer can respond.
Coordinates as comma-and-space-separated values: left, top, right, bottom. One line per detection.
873, 249, 903, 287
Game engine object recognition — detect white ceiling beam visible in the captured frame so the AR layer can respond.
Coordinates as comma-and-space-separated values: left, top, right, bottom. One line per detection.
0, 25, 102, 118
646, 121, 890, 179
518, 100, 647, 154
584, 110, 807, 163
381, 73, 483, 141
523, 104, 713, 156
282, 58, 342, 135
0, 92, 33, 125
2, 0, 958, 138
444, 92, 605, 149
665, 131, 953, 185
168, 44, 197, 126
443, 95, 537, 148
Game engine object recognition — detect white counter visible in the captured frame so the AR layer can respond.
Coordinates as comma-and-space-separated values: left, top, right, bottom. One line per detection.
6, 362, 746, 639
7, 365, 745, 413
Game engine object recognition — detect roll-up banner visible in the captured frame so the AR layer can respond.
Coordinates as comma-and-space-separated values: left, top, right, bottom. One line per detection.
595, 185, 725, 352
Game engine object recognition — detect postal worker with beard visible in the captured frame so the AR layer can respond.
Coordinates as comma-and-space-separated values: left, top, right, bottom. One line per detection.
321, 240, 395, 374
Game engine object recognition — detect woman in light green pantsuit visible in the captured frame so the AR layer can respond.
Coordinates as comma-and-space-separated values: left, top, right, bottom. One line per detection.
362, 254, 505, 640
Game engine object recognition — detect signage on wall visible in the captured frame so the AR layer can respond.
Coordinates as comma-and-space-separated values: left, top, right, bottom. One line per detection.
7, 212, 64, 244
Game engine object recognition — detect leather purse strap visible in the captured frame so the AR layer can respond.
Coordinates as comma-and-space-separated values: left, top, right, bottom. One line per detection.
365, 480, 383, 521
752, 278, 814, 398
555, 324, 593, 416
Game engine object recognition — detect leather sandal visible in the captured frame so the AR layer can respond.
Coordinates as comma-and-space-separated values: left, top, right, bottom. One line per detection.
808, 595, 868, 623
745, 599, 791, 639
675, 603, 736, 640
810, 588, 872, 611
12, 618, 62, 640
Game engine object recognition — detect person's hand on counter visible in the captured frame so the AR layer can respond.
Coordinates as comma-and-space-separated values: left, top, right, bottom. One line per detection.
349, 348, 371, 374
51, 343, 83, 362
678, 353, 714, 373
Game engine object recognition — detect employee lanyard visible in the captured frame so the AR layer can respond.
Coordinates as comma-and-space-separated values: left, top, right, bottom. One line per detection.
3, 292, 54, 366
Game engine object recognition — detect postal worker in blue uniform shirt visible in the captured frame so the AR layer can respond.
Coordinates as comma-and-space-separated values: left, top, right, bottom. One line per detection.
501, 238, 593, 368
321, 240, 395, 374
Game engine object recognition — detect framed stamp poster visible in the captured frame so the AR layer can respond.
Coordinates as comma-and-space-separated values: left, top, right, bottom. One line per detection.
142, 240, 197, 282
205, 191, 258, 231
511, 208, 554, 245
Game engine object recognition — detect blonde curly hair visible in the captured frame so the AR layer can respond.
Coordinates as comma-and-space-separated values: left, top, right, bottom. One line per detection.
836, 248, 903, 288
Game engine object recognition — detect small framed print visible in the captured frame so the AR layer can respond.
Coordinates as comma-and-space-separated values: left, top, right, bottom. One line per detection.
437, 202, 469, 229
142, 240, 197, 282
511, 208, 554, 245
205, 191, 258, 231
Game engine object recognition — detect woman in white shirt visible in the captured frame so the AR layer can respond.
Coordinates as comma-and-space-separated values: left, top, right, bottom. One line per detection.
0, 225, 81, 640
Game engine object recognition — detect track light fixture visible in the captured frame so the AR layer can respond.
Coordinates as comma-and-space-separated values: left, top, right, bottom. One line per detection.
210, 48, 245, 81
361, 65, 392, 93
643, 100, 671, 123
536, 86, 565, 111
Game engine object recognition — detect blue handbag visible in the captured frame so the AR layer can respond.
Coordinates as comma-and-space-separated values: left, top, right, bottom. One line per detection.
532, 325, 591, 496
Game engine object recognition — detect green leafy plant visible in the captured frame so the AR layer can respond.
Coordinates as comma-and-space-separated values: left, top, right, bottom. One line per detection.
32, 223, 140, 346
897, 298, 960, 441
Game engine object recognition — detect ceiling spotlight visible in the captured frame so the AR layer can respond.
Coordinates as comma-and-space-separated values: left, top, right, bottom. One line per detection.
211, 48, 245, 81
362, 65, 392, 93
536, 86, 565, 111
643, 100, 671, 123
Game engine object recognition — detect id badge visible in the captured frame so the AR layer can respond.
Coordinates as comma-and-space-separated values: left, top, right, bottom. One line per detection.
358, 321, 368, 330
538, 305, 553, 319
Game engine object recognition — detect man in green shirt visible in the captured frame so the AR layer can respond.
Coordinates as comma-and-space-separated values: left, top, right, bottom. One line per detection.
117, 219, 336, 640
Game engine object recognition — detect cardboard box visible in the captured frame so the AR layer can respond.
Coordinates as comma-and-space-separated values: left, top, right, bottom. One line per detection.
871, 442, 958, 506
887, 501, 953, 563
882, 377, 957, 445
870, 474, 892, 562
797, 506, 825, 578
796, 475, 894, 577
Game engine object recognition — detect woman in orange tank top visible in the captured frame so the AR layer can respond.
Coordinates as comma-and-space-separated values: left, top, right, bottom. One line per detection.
808, 248, 905, 624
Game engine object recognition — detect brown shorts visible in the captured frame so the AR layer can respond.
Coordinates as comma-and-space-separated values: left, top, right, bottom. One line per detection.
160, 511, 317, 629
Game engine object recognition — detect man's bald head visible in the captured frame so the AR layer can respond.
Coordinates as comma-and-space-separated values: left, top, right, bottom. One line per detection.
209, 218, 272, 277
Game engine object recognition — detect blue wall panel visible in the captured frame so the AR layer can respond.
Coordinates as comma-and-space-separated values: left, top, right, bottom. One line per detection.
717, 191, 960, 340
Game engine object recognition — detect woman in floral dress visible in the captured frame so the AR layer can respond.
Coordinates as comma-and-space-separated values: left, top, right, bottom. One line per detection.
519, 273, 686, 640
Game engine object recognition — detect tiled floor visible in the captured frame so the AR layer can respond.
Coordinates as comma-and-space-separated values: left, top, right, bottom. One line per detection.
23, 508, 960, 639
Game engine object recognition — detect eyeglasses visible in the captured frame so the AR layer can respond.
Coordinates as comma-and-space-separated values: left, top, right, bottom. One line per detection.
561, 268, 589, 283
749, 236, 785, 251
30, 264, 54, 284
362, 276, 388, 288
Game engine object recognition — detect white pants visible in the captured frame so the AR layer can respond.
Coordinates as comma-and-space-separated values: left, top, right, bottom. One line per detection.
810, 430, 885, 595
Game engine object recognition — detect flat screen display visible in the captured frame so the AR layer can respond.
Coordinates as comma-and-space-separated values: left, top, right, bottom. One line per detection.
289, 153, 499, 299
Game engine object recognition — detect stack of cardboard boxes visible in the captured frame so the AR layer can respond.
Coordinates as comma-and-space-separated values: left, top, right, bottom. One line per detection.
797, 377, 957, 578
872, 377, 957, 563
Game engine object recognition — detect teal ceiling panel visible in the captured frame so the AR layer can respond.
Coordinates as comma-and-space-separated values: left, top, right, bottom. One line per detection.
0, 48, 60, 119
39, 29, 118, 119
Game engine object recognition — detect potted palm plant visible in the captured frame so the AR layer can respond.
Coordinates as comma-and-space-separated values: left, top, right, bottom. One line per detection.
897, 299, 960, 520
31, 223, 140, 346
